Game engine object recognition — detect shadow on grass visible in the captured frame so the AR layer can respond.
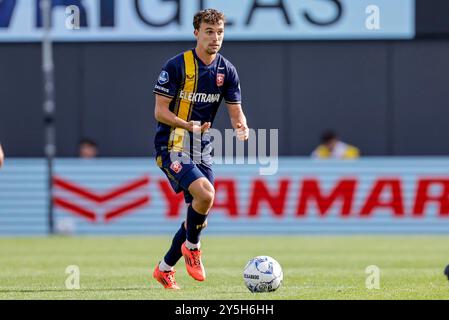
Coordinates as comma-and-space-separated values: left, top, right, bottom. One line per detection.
0, 287, 148, 294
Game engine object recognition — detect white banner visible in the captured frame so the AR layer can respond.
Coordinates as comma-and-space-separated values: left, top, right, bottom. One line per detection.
1, 158, 449, 235
0, 0, 415, 41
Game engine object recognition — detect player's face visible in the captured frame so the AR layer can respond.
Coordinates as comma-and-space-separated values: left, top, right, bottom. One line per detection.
195, 21, 224, 55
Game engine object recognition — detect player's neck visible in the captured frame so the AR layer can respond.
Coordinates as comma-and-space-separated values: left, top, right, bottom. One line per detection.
194, 47, 216, 66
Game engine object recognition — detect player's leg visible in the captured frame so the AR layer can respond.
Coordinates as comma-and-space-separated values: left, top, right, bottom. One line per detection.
156, 184, 196, 276
153, 152, 196, 289
185, 177, 214, 246
153, 220, 185, 289
161, 221, 186, 269
153, 152, 212, 287
156, 187, 193, 275
180, 164, 215, 281
183, 162, 214, 245
154, 176, 212, 286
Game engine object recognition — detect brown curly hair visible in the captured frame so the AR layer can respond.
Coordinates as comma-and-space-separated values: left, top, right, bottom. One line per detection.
193, 9, 226, 30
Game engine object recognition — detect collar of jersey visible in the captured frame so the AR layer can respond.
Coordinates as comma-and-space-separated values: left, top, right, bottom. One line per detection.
192, 48, 219, 69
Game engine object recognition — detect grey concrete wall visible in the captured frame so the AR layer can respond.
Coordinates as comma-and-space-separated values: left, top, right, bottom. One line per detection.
1, 40, 449, 157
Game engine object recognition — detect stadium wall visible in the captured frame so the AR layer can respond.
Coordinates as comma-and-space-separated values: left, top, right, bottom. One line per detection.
1, 157, 449, 236
1, 40, 449, 157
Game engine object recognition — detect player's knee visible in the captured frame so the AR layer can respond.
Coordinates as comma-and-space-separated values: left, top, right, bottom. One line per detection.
190, 178, 215, 211
203, 191, 215, 208
197, 189, 214, 210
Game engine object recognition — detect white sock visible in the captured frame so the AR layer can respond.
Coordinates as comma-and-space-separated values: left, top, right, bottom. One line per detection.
158, 260, 173, 272
185, 240, 201, 250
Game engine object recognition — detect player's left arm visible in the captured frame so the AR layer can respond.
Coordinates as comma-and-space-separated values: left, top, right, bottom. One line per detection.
226, 103, 249, 141
224, 64, 248, 141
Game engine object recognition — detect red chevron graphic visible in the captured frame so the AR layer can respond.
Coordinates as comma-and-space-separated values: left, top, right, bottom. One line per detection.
54, 197, 97, 222
53, 175, 150, 223
53, 176, 149, 203
104, 196, 150, 222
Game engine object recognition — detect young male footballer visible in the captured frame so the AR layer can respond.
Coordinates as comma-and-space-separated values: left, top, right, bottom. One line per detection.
152, 9, 249, 289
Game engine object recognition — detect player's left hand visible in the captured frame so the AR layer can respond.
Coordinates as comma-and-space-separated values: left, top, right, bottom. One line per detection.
236, 123, 249, 141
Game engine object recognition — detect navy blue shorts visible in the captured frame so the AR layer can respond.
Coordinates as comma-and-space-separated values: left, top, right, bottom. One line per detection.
156, 151, 214, 204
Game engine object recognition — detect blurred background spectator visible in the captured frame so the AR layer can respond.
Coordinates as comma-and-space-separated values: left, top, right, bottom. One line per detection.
311, 130, 360, 160
78, 138, 98, 158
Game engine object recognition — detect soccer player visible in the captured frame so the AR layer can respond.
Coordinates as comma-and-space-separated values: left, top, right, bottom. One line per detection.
152, 9, 249, 289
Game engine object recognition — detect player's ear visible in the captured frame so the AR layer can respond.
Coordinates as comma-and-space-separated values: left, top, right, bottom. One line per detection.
194, 29, 199, 38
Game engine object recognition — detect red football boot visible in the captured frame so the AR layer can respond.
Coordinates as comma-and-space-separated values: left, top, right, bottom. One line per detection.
181, 243, 206, 281
153, 264, 181, 289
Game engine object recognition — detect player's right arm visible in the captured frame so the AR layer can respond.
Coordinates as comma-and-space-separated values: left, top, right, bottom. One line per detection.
154, 58, 210, 133
154, 94, 210, 133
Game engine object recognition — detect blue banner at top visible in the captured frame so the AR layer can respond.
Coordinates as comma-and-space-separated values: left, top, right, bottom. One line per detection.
0, 0, 415, 42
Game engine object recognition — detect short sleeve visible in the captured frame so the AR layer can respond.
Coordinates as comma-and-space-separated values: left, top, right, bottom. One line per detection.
223, 65, 241, 105
153, 59, 180, 99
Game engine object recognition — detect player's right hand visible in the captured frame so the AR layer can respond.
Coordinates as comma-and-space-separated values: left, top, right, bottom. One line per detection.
187, 121, 211, 133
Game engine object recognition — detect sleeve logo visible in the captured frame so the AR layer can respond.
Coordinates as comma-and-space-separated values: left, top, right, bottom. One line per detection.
158, 71, 169, 85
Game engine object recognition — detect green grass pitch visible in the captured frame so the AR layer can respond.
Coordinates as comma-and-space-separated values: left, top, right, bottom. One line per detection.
0, 236, 448, 299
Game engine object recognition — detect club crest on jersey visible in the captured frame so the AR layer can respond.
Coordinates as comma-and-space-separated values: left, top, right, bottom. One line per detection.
158, 71, 169, 85
170, 161, 182, 174
216, 73, 225, 87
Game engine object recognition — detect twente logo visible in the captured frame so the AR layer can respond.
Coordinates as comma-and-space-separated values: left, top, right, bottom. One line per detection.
216, 73, 225, 87
170, 161, 183, 174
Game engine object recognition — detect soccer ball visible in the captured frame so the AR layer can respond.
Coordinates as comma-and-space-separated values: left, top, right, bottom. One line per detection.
243, 256, 283, 293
